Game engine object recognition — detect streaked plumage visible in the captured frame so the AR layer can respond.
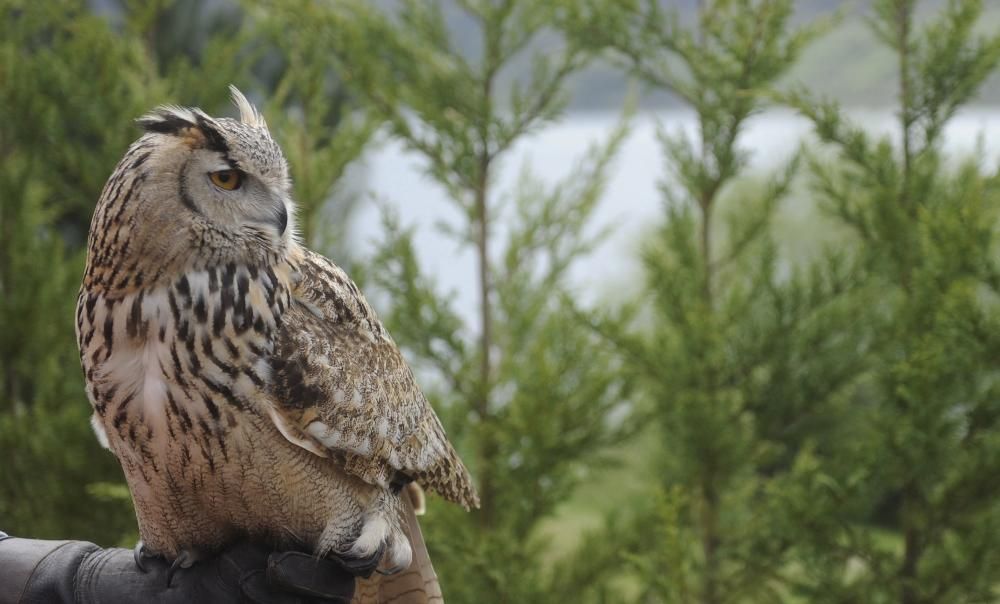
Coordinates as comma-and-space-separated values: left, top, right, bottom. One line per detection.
75, 88, 477, 596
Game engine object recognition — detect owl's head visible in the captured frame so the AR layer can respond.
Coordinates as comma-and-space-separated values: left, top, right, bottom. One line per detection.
86, 87, 296, 293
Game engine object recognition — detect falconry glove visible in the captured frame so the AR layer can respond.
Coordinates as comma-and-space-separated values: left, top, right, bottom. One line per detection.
0, 533, 355, 604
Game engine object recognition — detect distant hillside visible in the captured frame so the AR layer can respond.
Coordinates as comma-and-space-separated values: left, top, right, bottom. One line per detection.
89, 0, 1000, 111
564, 0, 1000, 110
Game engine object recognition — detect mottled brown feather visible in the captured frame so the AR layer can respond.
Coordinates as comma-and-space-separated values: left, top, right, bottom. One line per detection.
270, 250, 479, 510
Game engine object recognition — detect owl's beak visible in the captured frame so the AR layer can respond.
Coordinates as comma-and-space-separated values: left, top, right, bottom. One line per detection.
274, 203, 288, 235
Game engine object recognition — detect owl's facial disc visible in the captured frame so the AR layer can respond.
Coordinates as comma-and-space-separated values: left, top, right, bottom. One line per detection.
132, 99, 294, 271
179, 148, 290, 242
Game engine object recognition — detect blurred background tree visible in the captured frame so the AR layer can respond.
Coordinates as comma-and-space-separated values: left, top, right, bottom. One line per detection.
784, 1, 1000, 601
5, 0, 1000, 603
567, 1, 875, 601
255, 1, 637, 600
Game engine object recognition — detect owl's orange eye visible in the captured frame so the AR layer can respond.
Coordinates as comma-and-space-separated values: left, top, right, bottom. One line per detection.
209, 169, 243, 191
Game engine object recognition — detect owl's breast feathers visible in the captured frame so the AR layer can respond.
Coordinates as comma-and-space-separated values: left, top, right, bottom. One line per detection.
77, 259, 293, 465
268, 249, 479, 510
78, 241, 477, 511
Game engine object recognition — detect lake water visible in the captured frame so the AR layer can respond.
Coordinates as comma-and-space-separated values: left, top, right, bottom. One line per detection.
350, 108, 1000, 321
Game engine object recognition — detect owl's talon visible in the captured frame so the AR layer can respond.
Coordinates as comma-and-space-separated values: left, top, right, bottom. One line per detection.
133, 540, 154, 573
165, 549, 198, 588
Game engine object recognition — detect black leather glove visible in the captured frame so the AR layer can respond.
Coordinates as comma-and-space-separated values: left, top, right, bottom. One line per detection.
0, 531, 355, 604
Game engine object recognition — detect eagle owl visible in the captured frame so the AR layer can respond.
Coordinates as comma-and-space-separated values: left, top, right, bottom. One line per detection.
75, 88, 478, 588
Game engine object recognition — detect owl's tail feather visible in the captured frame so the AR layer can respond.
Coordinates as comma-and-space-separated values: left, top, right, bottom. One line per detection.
352, 485, 442, 603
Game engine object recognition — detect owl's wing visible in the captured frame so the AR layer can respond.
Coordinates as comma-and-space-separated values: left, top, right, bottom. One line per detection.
267, 249, 478, 509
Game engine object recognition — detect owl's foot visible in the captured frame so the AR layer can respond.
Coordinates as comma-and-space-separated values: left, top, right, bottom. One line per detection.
133, 540, 155, 573
166, 548, 202, 588
319, 492, 412, 578
347, 508, 412, 577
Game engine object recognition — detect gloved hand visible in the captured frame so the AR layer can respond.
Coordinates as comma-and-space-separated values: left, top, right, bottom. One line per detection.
0, 531, 356, 604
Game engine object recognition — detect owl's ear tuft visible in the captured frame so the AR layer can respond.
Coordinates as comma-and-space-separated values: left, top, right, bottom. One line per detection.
230, 85, 267, 129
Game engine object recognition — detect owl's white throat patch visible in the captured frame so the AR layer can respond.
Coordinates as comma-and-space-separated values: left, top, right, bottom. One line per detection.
98, 289, 173, 445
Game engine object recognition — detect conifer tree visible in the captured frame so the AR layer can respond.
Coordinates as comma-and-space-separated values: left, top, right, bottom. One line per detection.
568, 1, 871, 601
784, 1, 1000, 601
258, 1, 634, 600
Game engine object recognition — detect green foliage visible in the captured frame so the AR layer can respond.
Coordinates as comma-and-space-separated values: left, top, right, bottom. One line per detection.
565, 1, 1000, 602
783, 1, 1000, 602
579, 1, 871, 602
